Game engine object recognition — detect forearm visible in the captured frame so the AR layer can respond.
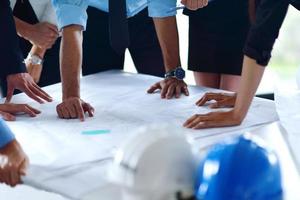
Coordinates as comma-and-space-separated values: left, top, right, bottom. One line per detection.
60, 25, 83, 100
29, 45, 46, 58
153, 17, 181, 72
233, 56, 265, 120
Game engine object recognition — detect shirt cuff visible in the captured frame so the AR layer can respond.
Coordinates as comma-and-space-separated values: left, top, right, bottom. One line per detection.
55, 4, 88, 30
243, 45, 272, 67
148, 0, 177, 18
0, 119, 15, 148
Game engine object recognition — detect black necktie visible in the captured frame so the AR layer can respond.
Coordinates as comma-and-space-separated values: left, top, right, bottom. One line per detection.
109, 0, 130, 55
13, 0, 38, 24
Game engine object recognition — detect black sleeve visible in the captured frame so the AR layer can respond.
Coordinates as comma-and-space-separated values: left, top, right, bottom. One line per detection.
0, 0, 26, 79
243, 0, 290, 66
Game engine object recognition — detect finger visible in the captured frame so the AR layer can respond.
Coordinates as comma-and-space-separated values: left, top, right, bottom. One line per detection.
23, 107, 38, 117
67, 104, 77, 118
83, 103, 94, 117
181, 0, 187, 5
61, 105, 71, 119
23, 86, 44, 104
9, 170, 19, 187
182, 85, 189, 96
183, 114, 199, 127
166, 84, 176, 99
56, 105, 64, 119
193, 121, 216, 129
32, 84, 53, 102
147, 83, 161, 94
175, 85, 182, 98
25, 105, 41, 114
185, 117, 203, 128
5, 84, 14, 103
19, 157, 29, 177
204, 0, 209, 6
74, 102, 85, 121
0, 111, 16, 121
45, 23, 59, 34
160, 82, 169, 99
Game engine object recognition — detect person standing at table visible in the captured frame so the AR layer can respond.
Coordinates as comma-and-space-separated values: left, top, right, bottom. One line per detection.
183, 0, 250, 92
52, 0, 207, 120
0, 119, 29, 187
183, 0, 300, 129
0, 0, 52, 105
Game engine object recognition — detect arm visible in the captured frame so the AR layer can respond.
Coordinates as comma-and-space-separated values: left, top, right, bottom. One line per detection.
60, 26, 82, 100
0, 119, 29, 187
0, 0, 52, 103
184, 0, 289, 129
147, 0, 209, 99
153, 17, 181, 73
55, 25, 94, 121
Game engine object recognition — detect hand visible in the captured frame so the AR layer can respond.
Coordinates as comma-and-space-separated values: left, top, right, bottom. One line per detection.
0, 103, 41, 121
147, 78, 189, 99
6, 73, 52, 104
181, 0, 209, 10
56, 97, 95, 121
26, 62, 43, 83
183, 110, 243, 129
0, 140, 29, 187
26, 22, 59, 49
196, 92, 237, 108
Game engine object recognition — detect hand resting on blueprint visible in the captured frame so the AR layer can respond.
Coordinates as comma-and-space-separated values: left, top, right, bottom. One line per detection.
196, 92, 237, 108
0, 103, 41, 121
147, 77, 189, 99
184, 92, 240, 129
56, 97, 95, 121
5, 73, 53, 104
0, 140, 29, 187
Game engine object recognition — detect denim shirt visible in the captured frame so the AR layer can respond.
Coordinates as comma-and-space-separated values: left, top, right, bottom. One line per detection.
0, 119, 15, 148
52, 0, 177, 30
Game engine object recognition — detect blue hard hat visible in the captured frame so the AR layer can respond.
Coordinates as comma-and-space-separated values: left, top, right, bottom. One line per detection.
195, 134, 283, 200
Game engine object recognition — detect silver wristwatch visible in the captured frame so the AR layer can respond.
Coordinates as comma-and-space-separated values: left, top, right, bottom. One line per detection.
25, 53, 44, 65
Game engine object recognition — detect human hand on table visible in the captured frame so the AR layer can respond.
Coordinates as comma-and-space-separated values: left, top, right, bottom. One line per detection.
183, 110, 243, 129
196, 92, 237, 108
147, 77, 189, 99
0, 103, 41, 121
181, 0, 209, 10
56, 97, 94, 121
0, 140, 29, 187
6, 73, 52, 104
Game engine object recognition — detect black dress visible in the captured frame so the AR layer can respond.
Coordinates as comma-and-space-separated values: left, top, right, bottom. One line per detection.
183, 0, 250, 75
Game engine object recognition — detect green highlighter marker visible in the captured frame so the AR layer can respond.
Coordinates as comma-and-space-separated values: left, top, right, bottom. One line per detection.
82, 130, 111, 135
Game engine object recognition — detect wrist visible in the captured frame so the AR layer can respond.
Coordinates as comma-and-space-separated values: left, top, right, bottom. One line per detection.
165, 67, 185, 80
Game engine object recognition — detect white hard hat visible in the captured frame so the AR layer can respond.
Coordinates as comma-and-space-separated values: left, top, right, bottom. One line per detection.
108, 125, 197, 200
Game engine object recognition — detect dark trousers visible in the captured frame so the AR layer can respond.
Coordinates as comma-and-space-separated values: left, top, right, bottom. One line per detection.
82, 7, 165, 77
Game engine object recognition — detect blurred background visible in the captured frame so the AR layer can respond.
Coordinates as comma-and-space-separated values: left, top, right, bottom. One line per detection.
124, 5, 300, 96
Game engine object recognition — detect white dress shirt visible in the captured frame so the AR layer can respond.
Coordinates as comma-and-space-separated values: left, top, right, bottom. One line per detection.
10, 0, 57, 25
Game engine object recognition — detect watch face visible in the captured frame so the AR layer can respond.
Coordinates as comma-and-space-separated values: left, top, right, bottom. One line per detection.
175, 68, 185, 80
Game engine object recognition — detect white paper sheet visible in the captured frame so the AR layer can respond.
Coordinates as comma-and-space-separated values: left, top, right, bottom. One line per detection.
275, 88, 300, 173
4, 71, 279, 199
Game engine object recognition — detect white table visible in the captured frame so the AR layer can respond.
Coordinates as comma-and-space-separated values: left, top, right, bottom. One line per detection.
1, 71, 299, 200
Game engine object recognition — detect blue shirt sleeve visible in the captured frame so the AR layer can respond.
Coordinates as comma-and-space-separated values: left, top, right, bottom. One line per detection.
147, 0, 177, 18
51, 0, 89, 30
0, 119, 15, 148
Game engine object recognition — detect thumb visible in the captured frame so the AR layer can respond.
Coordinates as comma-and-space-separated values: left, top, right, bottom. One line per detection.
5, 83, 15, 103
0, 111, 16, 121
